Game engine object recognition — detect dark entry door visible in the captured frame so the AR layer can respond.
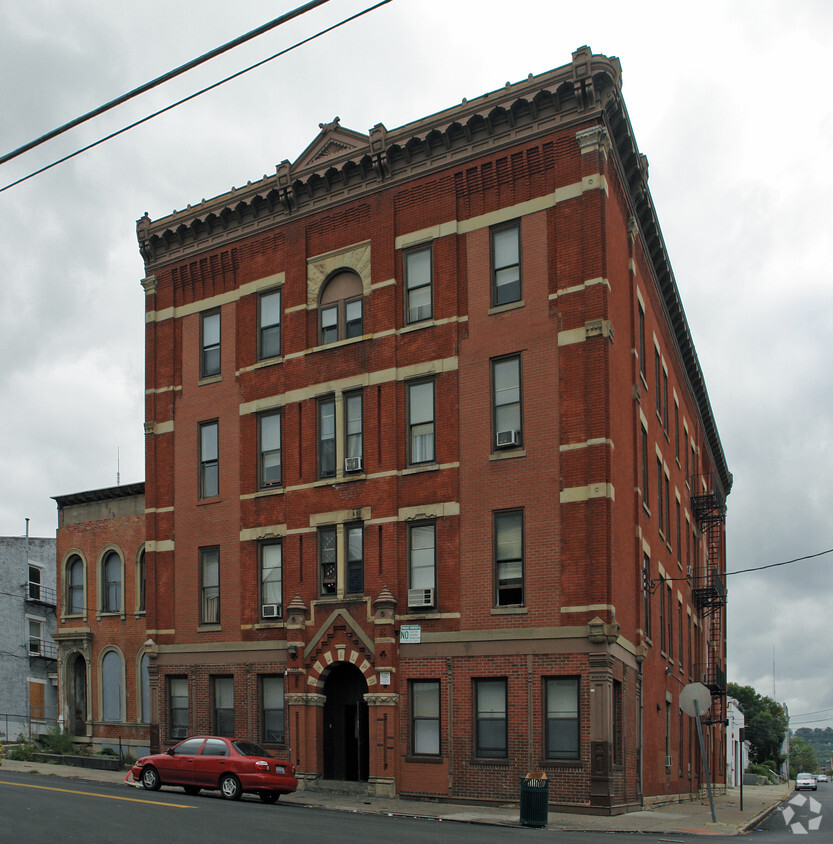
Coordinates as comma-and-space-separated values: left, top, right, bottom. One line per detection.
69, 655, 87, 736
322, 664, 369, 781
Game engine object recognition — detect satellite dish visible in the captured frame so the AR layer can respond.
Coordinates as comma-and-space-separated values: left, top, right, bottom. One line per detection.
679, 682, 712, 718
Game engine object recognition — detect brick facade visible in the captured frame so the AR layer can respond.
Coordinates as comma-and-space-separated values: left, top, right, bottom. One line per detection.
124, 47, 731, 810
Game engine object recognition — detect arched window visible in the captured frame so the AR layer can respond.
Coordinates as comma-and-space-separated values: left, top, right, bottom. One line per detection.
102, 550, 122, 613
319, 271, 363, 344
101, 650, 124, 722
137, 548, 146, 613
66, 555, 84, 615
139, 652, 150, 724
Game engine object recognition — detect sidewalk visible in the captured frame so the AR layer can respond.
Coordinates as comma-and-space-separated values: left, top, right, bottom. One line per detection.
0, 758, 788, 836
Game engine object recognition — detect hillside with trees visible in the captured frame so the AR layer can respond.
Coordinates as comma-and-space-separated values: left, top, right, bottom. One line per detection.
794, 728, 833, 771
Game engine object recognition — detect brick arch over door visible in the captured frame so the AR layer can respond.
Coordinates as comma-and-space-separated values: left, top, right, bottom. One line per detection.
306, 647, 377, 690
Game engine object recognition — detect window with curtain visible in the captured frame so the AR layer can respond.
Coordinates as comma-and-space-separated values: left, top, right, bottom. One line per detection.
495, 509, 523, 606
408, 379, 435, 464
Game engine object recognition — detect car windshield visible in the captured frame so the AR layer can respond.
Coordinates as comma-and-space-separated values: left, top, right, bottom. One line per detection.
231, 740, 271, 757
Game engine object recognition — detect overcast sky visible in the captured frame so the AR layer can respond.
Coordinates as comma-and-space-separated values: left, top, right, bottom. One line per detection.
1, 0, 831, 733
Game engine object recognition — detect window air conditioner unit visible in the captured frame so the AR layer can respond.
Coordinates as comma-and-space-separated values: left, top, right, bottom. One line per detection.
408, 588, 435, 609
496, 429, 519, 448
665, 755, 673, 768
261, 603, 282, 619
344, 456, 363, 473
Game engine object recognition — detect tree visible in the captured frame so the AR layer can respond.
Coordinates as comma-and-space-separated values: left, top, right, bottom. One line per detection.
727, 683, 788, 766
790, 735, 819, 776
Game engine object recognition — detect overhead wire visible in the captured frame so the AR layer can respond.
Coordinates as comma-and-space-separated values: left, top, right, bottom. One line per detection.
0, 0, 394, 194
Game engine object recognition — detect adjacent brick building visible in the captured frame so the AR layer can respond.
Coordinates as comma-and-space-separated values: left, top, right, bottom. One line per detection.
132, 47, 730, 811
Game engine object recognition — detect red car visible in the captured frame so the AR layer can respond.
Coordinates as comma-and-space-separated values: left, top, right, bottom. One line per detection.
126, 736, 297, 802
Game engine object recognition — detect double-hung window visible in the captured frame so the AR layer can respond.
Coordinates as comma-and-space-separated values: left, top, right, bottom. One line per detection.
545, 677, 579, 760
201, 311, 220, 377
405, 245, 433, 323
101, 650, 124, 722
199, 421, 219, 498
261, 676, 285, 744
28, 565, 42, 600
411, 680, 440, 755
344, 391, 363, 471
67, 555, 84, 614
474, 678, 507, 758
259, 289, 281, 359
319, 271, 363, 344
491, 222, 521, 306
408, 379, 435, 465
345, 523, 363, 594
27, 618, 43, 655
408, 522, 436, 607
169, 677, 189, 739
318, 397, 336, 479
213, 676, 234, 736
102, 550, 121, 613
494, 509, 523, 606
492, 355, 522, 449
200, 547, 220, 624
260, 542, 282, 618
259, 412, 281, 487
319, 526, 337, 595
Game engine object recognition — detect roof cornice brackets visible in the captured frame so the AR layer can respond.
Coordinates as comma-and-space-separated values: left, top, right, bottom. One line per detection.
369, 123, 390, 181
276, 160, 297, 213
571, 44, 596, 111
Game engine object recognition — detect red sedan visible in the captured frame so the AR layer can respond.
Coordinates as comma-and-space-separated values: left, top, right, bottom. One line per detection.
126, 736, 297, 802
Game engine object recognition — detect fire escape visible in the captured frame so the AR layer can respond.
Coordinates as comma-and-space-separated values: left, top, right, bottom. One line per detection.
690, 473, 727, 724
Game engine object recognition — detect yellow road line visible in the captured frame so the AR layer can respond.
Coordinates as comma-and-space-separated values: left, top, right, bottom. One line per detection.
0, 779, 194, 808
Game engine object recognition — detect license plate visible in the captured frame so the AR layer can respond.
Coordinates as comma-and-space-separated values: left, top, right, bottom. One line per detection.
275, 766, 285, 773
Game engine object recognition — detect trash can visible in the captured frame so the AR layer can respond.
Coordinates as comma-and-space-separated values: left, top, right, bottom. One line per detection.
519, 771, 549, 827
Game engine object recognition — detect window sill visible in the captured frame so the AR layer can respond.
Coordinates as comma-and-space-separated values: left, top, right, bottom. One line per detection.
489, 449, 526, 462
401, 320, 434, 334
469, 758, 510, 767
488, 300, 524, 315
197, 496, 221, 505
310, 335, 367, 354
491, 606, 527, 616
197, 624, 222, 632
403, 463, 439, 475
253, 485, 284, 497
404, 755, 444, 764
198, 374, 222, 386
253, 620, 285, 630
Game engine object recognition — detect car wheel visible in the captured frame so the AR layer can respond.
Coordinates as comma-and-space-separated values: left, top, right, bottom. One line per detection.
259, 790, 279, 803
183, 785, 201, 796
220, 774, 242, 801
141, 766, 161, 791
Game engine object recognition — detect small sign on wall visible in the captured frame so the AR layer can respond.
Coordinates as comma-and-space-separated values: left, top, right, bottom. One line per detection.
399, 624, 421, 643
379, 671, 391, 686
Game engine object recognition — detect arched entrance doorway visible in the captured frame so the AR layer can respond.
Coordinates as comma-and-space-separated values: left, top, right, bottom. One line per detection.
322, 663, 369, 781
67, 653, 87, 736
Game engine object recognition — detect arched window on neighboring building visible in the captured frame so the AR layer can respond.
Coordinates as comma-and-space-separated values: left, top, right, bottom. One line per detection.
66, 555, 85, 615
319, 270, 363, 344
101, 650, 124, 722
137, 548, 146, 613
102, 550, 122, 613
139, 651, 150, 724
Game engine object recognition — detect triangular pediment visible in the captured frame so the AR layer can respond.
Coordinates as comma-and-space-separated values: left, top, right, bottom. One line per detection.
305, 607, 375, 660
293, 117, 370, 172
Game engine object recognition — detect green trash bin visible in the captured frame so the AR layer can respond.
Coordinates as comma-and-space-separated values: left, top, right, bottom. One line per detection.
519, 772, 549, 827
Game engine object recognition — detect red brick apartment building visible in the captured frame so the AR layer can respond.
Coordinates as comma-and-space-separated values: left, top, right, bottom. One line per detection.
52, 483, 152, 757
129, 46, 731, 812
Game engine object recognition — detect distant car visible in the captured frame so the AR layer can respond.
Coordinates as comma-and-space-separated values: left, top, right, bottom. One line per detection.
817, 773, 829, 783
796, 772, 817, 791
126, 736, 297, 802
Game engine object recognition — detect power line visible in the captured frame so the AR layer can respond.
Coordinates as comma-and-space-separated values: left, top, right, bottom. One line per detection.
0, 0, 333, 167
726, 547, 833, 577
0, 0, 393, 194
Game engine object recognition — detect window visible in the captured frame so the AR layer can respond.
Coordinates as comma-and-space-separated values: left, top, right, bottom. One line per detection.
102, 550, 121, 613
678, 601, 684, 667
318, 397, 336, 478
346, 523, 363, 594
260, 542, 282, 617
259, 411, 282, 487
674, 400, 680, 462
139, 652, 150, 723
344, 390, 363, 470
545, 677, 579, 760
28, 565, 42, 600
137, 549, 146, 613
641, 426, 649, 508
169, 677, 188, 739
199, 420, 219, 498
675, 500, 681, 562
102, 650, 123, 722
659, 575, 666, 652
66, 555, 84, 614
643, 553, 652, 640
200, 547, 220, 624
405, 245, 433, 323
656, 458, 664, 534
475, 679, 507, 758
684, 427, 690, 479
319, 270, 363, 343
492, 355, 522, 449
407, 379, 435, 464
411, 680, 440, 755
491, 222, 521, 305
654, 349, 661, 416
213, 677, 234, 737
667, 581, 674, 658
638, 300, 646, 378
664, 473, 671, 539
662, 368, 669, 431
258, 288, 281, 359
408, 522, 436, 592
319, 526, 337, 595
203, 738, 229, 756
27, 618, 43, 655
262, 676, 285, 744
495, 509, 523, 606
201, 310, 220, 377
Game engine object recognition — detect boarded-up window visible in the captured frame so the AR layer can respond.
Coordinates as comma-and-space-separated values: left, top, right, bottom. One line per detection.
29, 681, 45, 721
